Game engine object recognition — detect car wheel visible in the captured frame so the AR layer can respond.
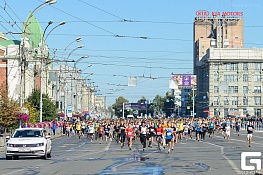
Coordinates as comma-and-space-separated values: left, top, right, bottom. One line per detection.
13, 156, 19, 160
41, 147, 48, 159
6, 155, 12, 160
47, 152, 51, 158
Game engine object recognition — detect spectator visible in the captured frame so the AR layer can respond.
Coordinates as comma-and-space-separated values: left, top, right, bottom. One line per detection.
52, 121, 57, 135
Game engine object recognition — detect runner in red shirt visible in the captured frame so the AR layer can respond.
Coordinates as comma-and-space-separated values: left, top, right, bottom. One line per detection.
125, 123, 134, 150
155, 123, 164, 150
98, 124, 104, 144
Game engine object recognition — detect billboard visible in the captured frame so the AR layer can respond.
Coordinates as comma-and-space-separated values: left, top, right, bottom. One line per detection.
170, 75, 196, 89
124, 103, 147, 110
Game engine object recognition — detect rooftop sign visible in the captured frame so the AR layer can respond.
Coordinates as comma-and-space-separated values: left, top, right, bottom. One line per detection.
196, 10, 243, 17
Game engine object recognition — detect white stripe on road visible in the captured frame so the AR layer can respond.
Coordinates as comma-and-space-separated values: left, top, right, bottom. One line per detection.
204, 142, 239, 174
214, 135, 263, 146
104, 140, 111, 151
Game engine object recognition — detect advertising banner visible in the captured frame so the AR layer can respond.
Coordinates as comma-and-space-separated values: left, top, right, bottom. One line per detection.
170, 75, 196, 89
124, 103, 147, 110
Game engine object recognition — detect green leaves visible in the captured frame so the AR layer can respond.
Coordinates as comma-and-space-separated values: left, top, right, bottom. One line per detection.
0, 87, 20, 130
26, 90, 57, 122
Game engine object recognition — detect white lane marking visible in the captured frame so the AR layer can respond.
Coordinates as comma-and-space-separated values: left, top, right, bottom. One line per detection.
104, 141, 111, 151
214, 135, 263, 146
204, 142, 239, 174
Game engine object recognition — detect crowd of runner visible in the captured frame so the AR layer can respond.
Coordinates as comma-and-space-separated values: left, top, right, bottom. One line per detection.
61, 117, 257, 153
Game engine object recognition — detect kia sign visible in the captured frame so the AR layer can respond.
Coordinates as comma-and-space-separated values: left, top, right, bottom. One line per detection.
196, 10, 243, 17
196, 10, 209, 17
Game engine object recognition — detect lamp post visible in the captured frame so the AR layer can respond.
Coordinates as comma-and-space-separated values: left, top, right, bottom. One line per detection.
20, 0, 56, 113
39, 20, 65, 123
66, 45, 85, 63
72, 56, 89, 113
62, 37, 82, 59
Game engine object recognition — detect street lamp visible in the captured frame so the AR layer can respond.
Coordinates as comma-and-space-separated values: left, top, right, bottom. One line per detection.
20, 0, 57, 112
45, 21, 66, 41
39, 20, 65, 123
66, 45, 85, 62
74, 56, 89, 68
80, 64, 92, 73
62, 37, 82, 59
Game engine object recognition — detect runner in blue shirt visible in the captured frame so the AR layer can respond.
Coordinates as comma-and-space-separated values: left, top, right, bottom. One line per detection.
165, 123, 173, 154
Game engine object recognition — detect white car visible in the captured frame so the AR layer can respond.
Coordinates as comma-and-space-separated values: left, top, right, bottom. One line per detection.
5, 128, 52, 160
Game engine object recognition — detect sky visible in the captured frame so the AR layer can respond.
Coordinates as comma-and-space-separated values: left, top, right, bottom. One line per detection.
1, 0, 263, 107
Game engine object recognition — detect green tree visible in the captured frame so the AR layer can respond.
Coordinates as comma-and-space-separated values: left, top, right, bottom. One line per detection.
111, 96, 129, 118
0, 87, 20, 134
24, 102, 38, 124
137, 96, 147, 104
26, 90, 57, 122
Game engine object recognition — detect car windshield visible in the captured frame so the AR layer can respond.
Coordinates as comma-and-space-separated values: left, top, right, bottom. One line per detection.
12, 130, 43, 138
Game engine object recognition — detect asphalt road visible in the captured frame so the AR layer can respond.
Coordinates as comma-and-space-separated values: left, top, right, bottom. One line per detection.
0, 129, 263, 175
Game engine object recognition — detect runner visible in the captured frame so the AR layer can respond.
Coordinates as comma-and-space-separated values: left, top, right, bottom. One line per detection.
139, 122, 148, 151
247, 121, 254, 147
87, 122, 95, 142
81, 121, 86, 136
125, 123, 134, 150
104, 122, 111, 143
76, 121, 81, 139
177, 120, 184, 141
171, 122, 177, 150
208, 119, 215, 138
235, 118, 241, 136
165, 123, 173, 154
225, 123, 231, 141
147, 122, 155, 148
155, 123, 164, 150
120, 121, 126, 148
195, 121, 201, 142
183, 121, 189, 140
98, 124, 104, 144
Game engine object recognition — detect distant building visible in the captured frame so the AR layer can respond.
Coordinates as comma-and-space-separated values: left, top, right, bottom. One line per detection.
194, 14, 263, 117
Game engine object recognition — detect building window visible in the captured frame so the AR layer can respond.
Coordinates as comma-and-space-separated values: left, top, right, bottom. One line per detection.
254, 86, 261, 93
231, 96, 238, 105
224, 75, 238, 82
228, 86, 238, 93
243, 86, 248, 94
224, 96, 229, 105
255, 109, 261, 117
214, 86, 219, 93
214, 74, 219, 82
224, 63, 238, 71
214, 63, 219, 70
255, 97, 261, 105
213, 96, 219, 105
243, 96, 248, 105
254, 63, 261, 71
243, 74, 248, 82
254, 75, 261, 82
243, 63, 248, 70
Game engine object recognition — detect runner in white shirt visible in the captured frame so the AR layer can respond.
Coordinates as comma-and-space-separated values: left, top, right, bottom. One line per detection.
88, 123, 95, 142
225, 123, 231, 141
183, 123, 189, 140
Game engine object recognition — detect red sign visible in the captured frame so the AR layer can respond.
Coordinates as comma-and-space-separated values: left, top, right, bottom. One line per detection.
196, 11, 243, 17
196, 10, 209, 17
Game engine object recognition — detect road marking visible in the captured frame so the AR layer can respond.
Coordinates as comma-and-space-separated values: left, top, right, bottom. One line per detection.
204, 142, 239, 174
214, 135, 263, 146
104, 141, 111, 151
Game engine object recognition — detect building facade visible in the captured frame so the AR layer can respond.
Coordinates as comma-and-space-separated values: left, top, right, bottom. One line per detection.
199, 48, 263, 118
193, 15, 251, 117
